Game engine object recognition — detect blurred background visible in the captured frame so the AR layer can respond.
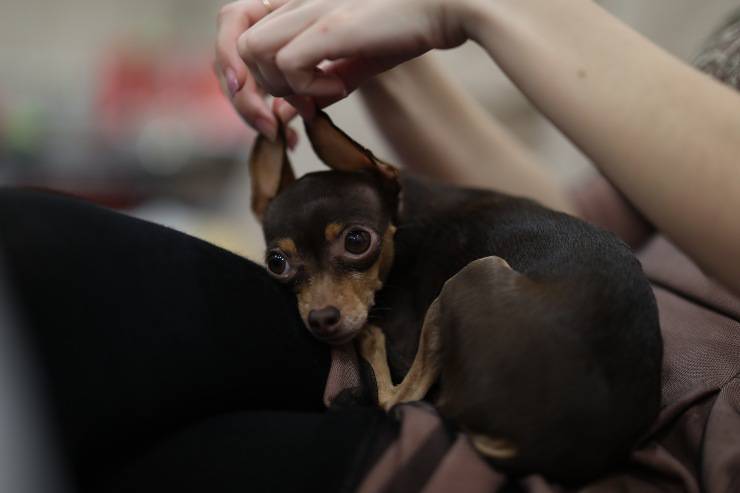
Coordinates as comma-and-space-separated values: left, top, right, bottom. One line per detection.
1, 0, 738, 261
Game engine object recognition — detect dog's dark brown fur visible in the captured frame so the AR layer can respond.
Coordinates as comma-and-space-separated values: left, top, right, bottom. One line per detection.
249, 112, 662, 484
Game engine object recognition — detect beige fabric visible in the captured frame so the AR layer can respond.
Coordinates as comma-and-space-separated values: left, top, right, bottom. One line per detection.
421, 435, 507, 493
357, 404, 449, 493
640, 236, 740, 321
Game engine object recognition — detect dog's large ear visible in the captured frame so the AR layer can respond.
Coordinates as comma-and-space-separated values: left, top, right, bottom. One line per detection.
305, 111, 399, 182
248, 126, 295, 222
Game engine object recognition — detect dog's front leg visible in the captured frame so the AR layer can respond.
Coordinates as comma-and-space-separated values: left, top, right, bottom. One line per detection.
358, 300, 443, 411
357, 324, 397, 406
385, 298, 442, 409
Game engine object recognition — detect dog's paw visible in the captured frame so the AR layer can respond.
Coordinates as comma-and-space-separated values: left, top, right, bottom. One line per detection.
378, 388, 400, 411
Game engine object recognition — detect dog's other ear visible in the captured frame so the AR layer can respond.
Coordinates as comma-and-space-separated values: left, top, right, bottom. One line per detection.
249, 127, 295, 222
305, 111, 399, 182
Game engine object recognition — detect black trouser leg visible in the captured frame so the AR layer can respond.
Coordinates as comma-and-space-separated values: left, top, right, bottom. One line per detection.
102, 408, 389, 493
0, 189, 339, 487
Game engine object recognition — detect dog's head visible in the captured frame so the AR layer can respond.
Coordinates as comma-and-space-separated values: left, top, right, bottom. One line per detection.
249, 112, 401, 345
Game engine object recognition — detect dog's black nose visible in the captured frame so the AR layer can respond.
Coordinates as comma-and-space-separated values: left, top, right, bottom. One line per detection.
308, 306, 341, 335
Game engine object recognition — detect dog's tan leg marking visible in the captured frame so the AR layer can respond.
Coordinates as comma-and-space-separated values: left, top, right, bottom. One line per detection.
357, 325, 396, 405
360, 298, 443, 411
470, 434, 518, 460
386, 298, 442, 408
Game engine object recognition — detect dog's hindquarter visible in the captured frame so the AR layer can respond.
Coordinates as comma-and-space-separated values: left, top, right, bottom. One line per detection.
433, 259, 661, 482
371, 175, 663, 482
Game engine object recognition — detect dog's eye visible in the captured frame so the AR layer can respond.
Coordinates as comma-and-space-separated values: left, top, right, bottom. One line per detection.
345, 229, 372, 255
267, 252, 289, 276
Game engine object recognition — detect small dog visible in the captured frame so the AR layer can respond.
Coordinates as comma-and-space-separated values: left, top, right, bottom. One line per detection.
249, 112, 662, 483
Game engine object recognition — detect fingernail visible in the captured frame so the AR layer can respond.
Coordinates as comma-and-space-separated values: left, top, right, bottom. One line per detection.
255, 117, 278, 142
225, 68, 239, 98
277, 102, 295, 123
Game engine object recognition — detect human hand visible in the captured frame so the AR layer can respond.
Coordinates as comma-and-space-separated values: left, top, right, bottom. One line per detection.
235, 0, 474, 119
215, 0, 301, 145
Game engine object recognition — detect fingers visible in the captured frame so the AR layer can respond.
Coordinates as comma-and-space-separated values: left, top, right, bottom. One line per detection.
238, 0, 353, 98
272, 99, 300, 148
273, 97, 298, 123
273, 14, 356, 96
218, 0, 430, 141
322, 55, 409, 93
238, 1, 427, 100
216, 0, 270, 92
215, 0, 291, 140
232, 78, 279, 140
238, 1, 329, 97
279, 10, 429, 95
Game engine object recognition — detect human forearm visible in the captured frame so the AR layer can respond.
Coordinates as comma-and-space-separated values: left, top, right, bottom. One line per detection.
359, 56, 574, 213
227, 0, 740, 293
465, 0, 740, 293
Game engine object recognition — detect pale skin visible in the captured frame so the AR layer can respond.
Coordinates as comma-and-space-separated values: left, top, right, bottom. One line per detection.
215, 0, 740, 297
357, 56, 576, 214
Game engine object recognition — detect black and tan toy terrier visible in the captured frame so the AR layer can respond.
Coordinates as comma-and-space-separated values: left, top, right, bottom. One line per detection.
249, 112, 662, 484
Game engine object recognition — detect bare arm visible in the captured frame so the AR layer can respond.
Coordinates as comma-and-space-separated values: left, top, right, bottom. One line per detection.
358, 56, 575, 214
213, 1, 573, 212
224, 0, 740, 295
461, 0, 740, 293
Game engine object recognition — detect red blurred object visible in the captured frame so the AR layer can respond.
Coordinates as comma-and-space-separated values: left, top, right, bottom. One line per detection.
96, 43, 253, 149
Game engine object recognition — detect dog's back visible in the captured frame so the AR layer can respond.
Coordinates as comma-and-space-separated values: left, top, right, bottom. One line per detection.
372, 175, 662, 483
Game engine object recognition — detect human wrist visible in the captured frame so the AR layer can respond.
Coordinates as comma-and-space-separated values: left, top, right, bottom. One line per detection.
460, 0, 570, 49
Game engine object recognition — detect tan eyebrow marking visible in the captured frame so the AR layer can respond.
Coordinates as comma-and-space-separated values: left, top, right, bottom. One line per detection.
324, 222, 344, 242
275, 238, 298, 257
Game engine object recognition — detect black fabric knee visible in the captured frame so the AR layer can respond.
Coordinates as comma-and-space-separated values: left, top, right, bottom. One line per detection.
0, 188, 331, 486
99, 407, 391, 493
